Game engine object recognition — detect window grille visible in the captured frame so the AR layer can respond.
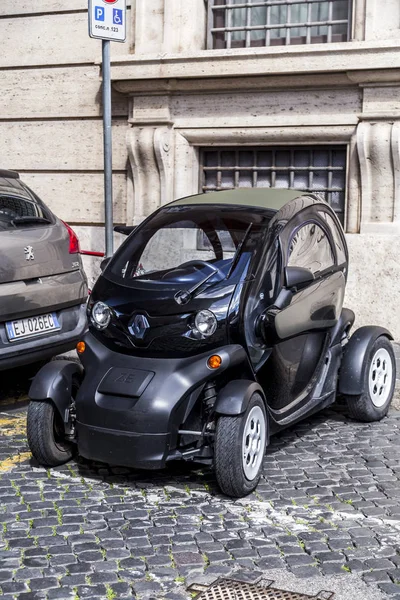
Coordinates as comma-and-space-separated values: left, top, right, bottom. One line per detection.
200, 146, 347, 224
208, 0, 351, 49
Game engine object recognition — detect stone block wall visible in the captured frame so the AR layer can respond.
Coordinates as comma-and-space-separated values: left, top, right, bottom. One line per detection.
2, 0, 400, 338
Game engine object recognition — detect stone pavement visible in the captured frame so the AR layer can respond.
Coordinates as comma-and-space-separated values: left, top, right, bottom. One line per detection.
0, 402, 399, 600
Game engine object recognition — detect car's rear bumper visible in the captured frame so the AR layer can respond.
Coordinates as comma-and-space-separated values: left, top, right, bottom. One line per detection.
0, 303, 87, 370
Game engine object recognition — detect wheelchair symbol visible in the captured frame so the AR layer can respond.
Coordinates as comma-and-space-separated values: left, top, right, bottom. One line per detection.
113, 9, 123, 25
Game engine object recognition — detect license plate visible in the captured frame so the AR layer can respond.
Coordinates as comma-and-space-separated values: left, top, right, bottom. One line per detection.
6, 313, 60, 342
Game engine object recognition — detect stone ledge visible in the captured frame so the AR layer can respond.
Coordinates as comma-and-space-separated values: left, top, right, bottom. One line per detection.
110, 41, 400, 89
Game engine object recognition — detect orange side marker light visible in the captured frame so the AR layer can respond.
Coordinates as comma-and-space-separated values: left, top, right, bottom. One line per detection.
76, 341, 86, 355
207, 355, 222, 369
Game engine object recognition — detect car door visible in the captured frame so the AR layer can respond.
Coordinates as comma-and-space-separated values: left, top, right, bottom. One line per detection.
259, 215, 345, 421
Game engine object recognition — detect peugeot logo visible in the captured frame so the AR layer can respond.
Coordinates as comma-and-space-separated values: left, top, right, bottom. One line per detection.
130, 314, 150, 339
24, 246, 34, 261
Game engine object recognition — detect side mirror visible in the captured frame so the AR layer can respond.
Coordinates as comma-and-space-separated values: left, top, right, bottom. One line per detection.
100, 256, 111, 272
284, 266, 314, 290
114, 225, 136, 236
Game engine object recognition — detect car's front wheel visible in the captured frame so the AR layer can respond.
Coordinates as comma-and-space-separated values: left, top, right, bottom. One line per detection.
27, 400, 74, 466
214, 393, 267, 497
345, 336, 396, 422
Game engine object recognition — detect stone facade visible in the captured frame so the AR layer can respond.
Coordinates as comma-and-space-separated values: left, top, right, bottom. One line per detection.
2, 1, 400, 336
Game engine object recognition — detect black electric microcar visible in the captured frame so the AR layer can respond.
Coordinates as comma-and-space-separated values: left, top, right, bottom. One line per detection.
27, 190, 396, 497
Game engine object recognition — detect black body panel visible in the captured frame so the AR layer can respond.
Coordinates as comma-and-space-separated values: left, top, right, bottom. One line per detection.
338, 326, 393, 395
214, 380, 265, 416
74, 332, 251, 468
30, 358, 83, 434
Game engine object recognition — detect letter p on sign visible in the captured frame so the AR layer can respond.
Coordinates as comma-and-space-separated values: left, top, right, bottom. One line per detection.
95, 6, 105, 20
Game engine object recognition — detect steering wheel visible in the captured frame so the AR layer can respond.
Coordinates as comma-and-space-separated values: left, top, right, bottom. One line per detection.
177, 259, 225, 279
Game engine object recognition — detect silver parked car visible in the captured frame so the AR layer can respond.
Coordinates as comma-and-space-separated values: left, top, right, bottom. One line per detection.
0, 169, 88, 369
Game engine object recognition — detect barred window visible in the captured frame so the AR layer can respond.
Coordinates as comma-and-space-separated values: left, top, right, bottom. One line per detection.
200, 146, 347, 224
208, 0, 351, 49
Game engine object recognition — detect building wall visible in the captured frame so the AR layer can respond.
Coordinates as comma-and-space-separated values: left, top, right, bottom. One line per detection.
2, 1, 400, 336
0, 0, 133, 283
110, 0, 400, 337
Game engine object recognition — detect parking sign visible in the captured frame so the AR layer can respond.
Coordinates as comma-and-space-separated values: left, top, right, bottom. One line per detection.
88, 0, 126, 42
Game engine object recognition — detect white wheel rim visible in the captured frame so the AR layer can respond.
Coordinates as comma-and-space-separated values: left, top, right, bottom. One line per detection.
242, 405, 266, 481
368, 348, 393, 408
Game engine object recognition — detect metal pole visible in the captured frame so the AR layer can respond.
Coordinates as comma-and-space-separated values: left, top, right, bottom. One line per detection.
102, 39, 113, 257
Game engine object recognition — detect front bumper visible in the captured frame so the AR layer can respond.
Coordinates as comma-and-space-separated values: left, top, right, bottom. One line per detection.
0, 303, 87, 371
75, 332, 247, 469
77, 422, 170, 470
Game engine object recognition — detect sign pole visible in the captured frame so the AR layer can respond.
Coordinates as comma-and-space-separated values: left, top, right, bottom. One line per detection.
102, 39, 113, 257
89, 0, 126, 258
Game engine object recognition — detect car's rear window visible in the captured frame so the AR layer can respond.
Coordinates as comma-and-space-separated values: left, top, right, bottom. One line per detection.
0, 189, 52, 230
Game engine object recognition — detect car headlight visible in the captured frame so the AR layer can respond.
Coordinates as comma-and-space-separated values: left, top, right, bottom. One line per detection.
194, 310, 217, 337
91, 301, 111, 330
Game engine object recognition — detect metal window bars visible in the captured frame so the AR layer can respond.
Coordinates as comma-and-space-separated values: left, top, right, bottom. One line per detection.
200, 146, 347, 224
208, 0, 351, 49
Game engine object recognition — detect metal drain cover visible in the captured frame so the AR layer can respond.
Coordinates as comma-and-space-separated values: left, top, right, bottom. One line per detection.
190, 578, 334, 600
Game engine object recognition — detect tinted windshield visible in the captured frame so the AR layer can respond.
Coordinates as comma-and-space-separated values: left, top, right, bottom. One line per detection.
109, 204, 270, 285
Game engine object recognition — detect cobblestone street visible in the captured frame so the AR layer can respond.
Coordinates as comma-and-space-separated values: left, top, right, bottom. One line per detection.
0, 364, 399, 599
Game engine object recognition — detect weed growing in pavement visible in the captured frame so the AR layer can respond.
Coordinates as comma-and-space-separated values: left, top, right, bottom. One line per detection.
168, 550, 176, 569
11, 480, 21, 497
105, 585, 117, 599
53, 503, 63, 525
341, 565, 351, 572
38, 484, 45, 502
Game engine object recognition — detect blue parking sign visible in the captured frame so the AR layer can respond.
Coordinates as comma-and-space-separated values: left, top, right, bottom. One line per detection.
89, 0, 126, 42
95, 6, 104, 21
113, 9, 123, 25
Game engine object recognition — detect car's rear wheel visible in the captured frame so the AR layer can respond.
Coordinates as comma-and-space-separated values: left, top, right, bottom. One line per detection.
214, 393, 267, 497
27, 400, 74, 466
345, 336, 396, 422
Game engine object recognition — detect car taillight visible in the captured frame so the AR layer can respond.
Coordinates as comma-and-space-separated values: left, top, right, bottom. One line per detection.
62, 221, 80, 254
